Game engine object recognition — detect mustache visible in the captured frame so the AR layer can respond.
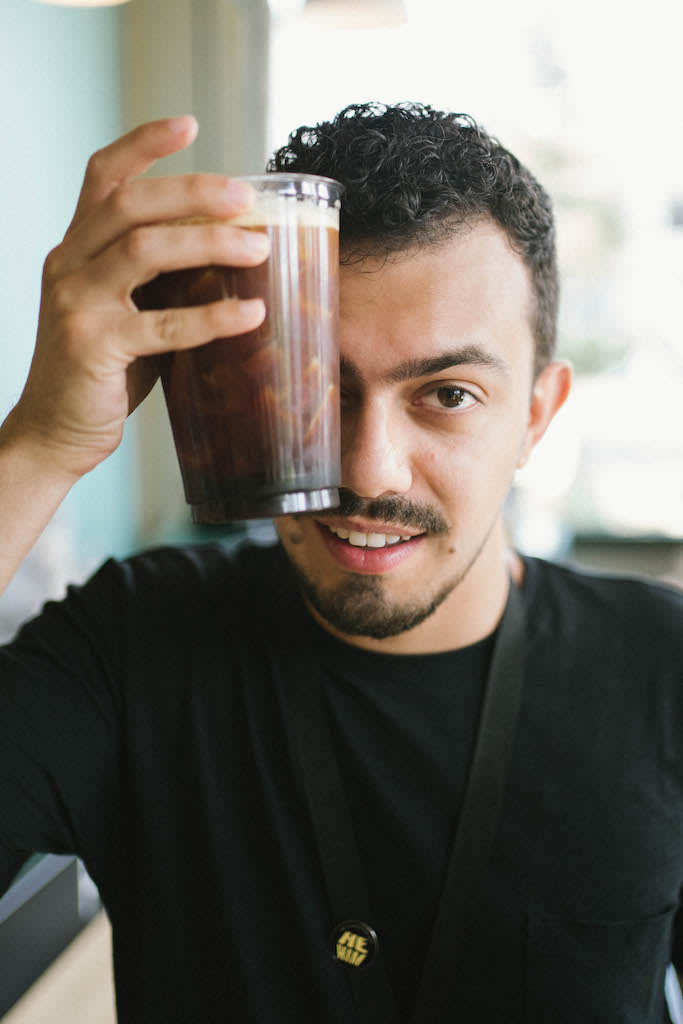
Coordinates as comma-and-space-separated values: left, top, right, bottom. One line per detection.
333, 488, 450, 536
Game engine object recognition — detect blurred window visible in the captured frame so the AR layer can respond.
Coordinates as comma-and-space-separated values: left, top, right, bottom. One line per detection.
268, 0, 683, 558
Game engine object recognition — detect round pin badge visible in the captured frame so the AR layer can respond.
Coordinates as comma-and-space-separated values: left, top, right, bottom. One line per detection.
331, 920, 379, 969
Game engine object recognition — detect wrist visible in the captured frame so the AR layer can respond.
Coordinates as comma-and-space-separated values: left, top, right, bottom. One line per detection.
0, 407, 83, 492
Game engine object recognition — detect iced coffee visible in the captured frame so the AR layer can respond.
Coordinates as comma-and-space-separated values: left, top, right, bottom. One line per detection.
135, 174, 343, 522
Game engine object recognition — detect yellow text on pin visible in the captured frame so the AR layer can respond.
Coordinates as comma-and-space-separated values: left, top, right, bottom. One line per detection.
336, 931, 368, 966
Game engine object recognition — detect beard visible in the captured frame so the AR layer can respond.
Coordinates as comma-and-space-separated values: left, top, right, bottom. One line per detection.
281, 488, 483, 640
287, 561, 468, 639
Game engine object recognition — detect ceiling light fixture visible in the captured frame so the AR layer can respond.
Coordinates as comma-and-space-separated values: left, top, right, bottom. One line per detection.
33, 0, 132, 7
303, 0, 407, 29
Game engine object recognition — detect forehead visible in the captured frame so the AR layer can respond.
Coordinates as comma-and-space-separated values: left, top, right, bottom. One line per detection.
339, 219, 535, 381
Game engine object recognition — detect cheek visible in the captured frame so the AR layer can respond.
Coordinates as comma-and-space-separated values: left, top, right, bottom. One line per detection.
275, 517, 307, 547
421, 432, 520, 507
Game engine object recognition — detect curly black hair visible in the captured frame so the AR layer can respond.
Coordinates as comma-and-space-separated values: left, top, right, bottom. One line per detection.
268, 102, 558, 374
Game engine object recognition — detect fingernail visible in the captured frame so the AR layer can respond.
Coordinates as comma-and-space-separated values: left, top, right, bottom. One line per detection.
242, 230, 270, 256
240, 297, 266, 319
225, 179, 256, 206
168, 115, 198, 136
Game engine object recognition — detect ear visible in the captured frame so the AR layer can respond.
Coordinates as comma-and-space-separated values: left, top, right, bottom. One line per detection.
517, 361, 572, 469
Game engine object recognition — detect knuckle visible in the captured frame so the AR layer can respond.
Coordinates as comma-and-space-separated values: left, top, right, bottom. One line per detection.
203, 222, 225, 247
49, 276, 78, 317
123, 225, 153, 263
156, 308, 182, 349
85, 148, 106, 182
184, 173, 209, 202
108, 183, 134, 221
42, 247, 63, 284
58, 309, 92, 352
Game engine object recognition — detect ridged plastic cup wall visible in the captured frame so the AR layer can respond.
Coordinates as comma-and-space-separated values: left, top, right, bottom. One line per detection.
135, 173, 343, 522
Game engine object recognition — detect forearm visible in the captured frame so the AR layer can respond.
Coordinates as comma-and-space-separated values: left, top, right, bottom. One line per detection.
0, 410, 78, 598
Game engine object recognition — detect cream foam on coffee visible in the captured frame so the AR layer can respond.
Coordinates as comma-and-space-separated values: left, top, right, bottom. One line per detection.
171, 201, 338, 232
229, 195, 339, 231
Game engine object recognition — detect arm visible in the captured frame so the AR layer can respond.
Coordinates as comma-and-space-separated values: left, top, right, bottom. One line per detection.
0, 416, 80, 596
0, 115, 268, 599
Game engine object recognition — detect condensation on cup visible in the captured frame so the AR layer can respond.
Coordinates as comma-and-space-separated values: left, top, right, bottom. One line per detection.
135, 173, 344, 523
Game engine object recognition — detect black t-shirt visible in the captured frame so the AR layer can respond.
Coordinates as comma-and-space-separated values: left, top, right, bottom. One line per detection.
313, 618, 493, 1017
0, 540, 682, 1023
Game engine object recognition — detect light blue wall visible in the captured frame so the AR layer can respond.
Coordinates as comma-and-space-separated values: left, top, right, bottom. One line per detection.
1, 0, 135, 565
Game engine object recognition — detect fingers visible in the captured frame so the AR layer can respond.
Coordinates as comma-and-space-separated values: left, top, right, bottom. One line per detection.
60, 221, 270, 307
20, 116, 272, 482
68, 116, 199, 229
55, 172, 258, 276
122, 297, 267, 359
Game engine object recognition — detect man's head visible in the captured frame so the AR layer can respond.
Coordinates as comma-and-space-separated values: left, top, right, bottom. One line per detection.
270, 102, 570, 652
268, 101, 558, 377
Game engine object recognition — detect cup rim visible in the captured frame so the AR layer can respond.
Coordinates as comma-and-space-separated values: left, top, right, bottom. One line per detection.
234, 172, 345, 195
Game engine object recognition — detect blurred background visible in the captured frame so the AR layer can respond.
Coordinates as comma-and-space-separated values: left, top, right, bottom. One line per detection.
1, 0, 682, 648
0, 1, 682, 1017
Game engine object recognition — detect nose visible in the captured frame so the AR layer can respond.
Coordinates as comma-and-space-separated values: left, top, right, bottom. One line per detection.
341, 398, 413, 499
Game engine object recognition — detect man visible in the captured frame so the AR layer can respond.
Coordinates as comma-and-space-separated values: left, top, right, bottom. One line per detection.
0, 103, 681, 1023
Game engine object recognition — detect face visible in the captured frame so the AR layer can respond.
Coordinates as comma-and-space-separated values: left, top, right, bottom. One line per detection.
275, 219, 569, 651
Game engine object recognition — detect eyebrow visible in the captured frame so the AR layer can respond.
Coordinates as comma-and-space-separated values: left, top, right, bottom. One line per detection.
340, 344, 511, 385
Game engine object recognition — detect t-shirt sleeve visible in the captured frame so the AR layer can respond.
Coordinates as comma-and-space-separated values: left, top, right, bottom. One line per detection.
671, 903, 683, 973
0, 558, 127, 898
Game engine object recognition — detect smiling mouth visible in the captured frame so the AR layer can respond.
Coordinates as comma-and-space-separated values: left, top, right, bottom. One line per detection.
321, 523, 425, 549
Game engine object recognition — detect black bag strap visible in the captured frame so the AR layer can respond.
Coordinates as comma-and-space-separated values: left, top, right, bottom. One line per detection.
291, 579, 526, 1024
291, 655, 400, 1022
410, 578, 526, 1021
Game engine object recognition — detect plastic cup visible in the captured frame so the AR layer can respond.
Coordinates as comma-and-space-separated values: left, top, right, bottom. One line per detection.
135, 173, 343, 522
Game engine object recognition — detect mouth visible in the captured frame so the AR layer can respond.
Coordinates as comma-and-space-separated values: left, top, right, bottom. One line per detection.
314, 519, 426, 574
324, 524, 421, 548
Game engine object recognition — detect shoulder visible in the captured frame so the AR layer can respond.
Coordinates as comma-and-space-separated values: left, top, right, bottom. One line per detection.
103, 537, 284, 619
12, 539, 286, 649
112, 537, 273, 588
520, 553, 683, 654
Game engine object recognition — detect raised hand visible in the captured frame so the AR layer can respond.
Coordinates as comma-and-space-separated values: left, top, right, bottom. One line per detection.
6, 115, 269, 482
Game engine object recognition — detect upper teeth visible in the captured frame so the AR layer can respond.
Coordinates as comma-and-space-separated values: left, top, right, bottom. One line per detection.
326, 526, 409, 547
